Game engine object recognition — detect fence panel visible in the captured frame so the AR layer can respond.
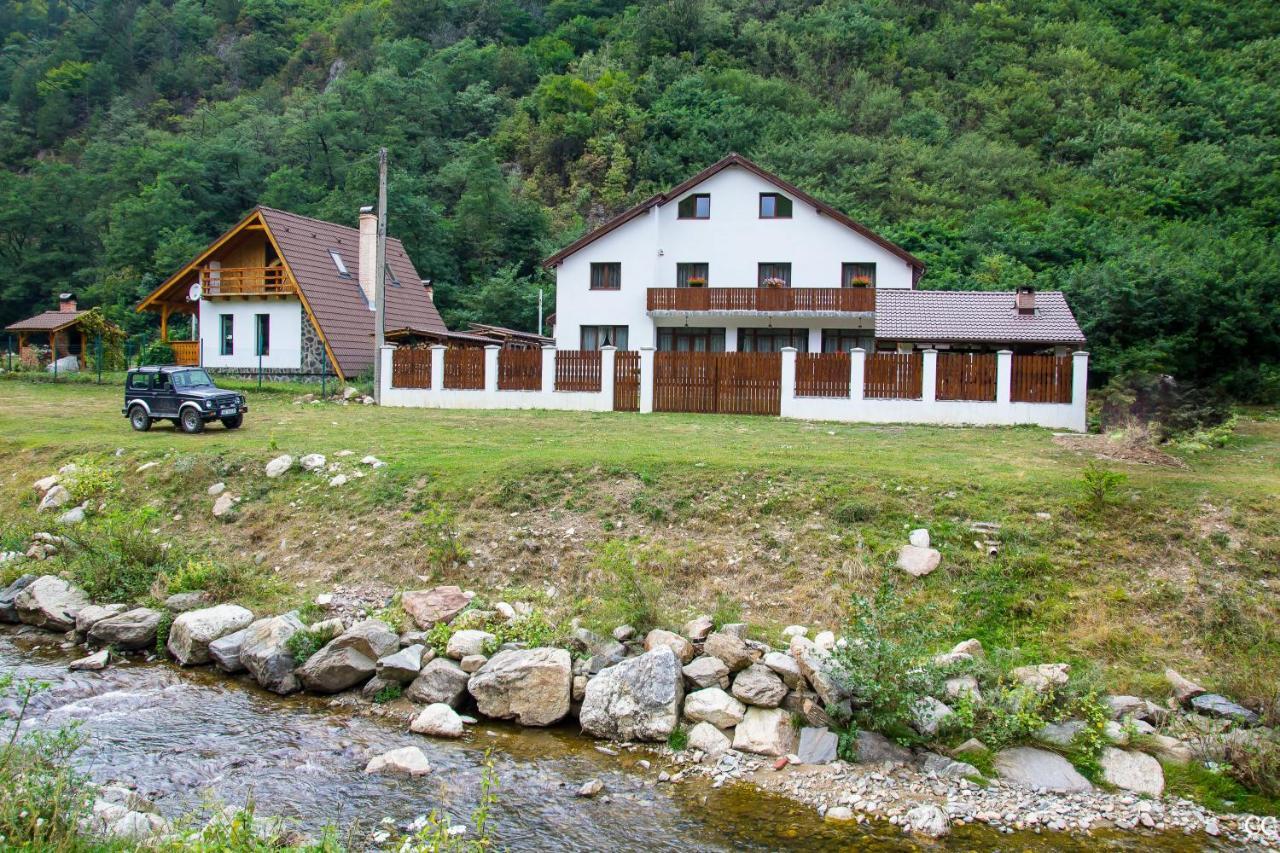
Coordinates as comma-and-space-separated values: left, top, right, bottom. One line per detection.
555, 350, 602, 392
391, 347, 431, 388
497, 348, 541, 391
654, 352, 780, 415
1012, 354, 1073, 403
864, 353, 923, 399
796, 353, 851, 398
443, 348, 485, 390
935, 352, 996, 401
614, 350, 640, 412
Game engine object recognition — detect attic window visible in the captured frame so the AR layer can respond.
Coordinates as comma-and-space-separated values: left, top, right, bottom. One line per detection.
329, 250, 351, 278
386, 264, 401, 287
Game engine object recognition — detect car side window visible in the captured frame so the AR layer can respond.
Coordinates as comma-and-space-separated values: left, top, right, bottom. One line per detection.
128, 374, 149, 391
156, 375, 172, 392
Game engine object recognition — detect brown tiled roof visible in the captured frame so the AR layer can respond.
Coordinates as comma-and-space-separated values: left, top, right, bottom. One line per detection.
5, 310, 87, 333
875, 290, 1086, 345
259, 207, 446, 378
543, 153, 925, 276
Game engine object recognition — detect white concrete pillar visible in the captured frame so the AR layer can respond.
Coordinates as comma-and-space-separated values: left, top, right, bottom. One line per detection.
996, 350, 1013, 406
780, 346, 797, 417
922, 349, 938, 403
600, 346, 617, 409
1071, 351, 1090, 432
639, 346, 655, 413
850, 347, 866, 402
540, 345, 556, 393
724, 325, 738, 352
430, 344, 446, 391
379, 345, 394, 398
483, 345, 500, 393
806, 327, 822, 354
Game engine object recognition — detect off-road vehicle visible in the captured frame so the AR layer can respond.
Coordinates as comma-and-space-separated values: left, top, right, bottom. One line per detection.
123, 366, 247, 433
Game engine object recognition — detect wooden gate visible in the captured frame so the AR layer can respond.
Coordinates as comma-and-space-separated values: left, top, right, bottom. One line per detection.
935, 352, 996, 401
614, 350, 640, 411
654, 352, 781, 416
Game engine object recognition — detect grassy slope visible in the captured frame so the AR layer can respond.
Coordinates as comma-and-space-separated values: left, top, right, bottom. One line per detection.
1, 379, 1277, 706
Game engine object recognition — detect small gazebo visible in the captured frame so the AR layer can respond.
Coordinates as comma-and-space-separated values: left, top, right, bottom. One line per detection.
4, 293, 115, 368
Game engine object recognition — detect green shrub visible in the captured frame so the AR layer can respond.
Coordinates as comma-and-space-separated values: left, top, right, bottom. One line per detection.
413, 501, 469, 568
285, 627, 327, 665
710, 593, 741, 630
64, 507, 179, 601
373, 682, 403, 704
62, 462, 119, 503
593, 539, 662, 633
1226, 733, 1280, 800
161, 556, 279, 604
140, 340, 175, 365
155, 610, 174, 656
667, 725, 689, 752
1078, 461, 1127, 513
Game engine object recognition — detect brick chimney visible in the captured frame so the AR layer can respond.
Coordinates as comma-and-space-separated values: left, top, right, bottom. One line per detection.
59, 292, 77, 313
358, 206, 377, 309
1015, 286, 1036, 315
424, 279, 434, 302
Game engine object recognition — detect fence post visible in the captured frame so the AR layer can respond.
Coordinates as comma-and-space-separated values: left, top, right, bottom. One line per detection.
321, 350, 327, 399
540, 345, 556, 394
483, 345, 500, 394
430, 345, 446, 392
600, 346, 617, 409
922, 349, 938, 403
96, 335, 103, 384
638, 347, 655, 414
780, 347, 798, 417
379, 345, 395, 403
1071, 351, 1090, 432
996, 350, 1013, 408
850, 347, 866, 402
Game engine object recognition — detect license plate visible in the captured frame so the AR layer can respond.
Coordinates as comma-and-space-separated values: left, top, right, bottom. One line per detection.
220, 407, 238, 416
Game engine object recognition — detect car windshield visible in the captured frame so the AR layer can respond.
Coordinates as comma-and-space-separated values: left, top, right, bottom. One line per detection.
171, 369, 214, 389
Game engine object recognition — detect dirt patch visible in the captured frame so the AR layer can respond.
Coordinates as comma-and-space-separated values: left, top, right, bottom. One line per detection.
1053, 432, 1186, 467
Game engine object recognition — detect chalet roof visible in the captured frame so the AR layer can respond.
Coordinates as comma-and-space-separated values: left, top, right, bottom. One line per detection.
542, 153, 925, 274
466, 323, 555, 346
4, 310, 89, 333
875, 290, 1086, 346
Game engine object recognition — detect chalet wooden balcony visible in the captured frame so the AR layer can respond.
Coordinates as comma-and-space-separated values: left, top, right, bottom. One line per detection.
201, 267, 297, 299
646, 287, 875, 314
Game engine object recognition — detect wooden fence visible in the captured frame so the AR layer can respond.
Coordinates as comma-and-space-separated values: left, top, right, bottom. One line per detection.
614, 350, 640, 412
795, 353, 850, 397
391, 347, 431, 388
497, 348, 541, 391
654, 351, 781, 415
1012, 354, 1073, 403
935, 352, 996, 401
864, 353, 923, 399
555, 350, 602, 392
443, 347, 485, 390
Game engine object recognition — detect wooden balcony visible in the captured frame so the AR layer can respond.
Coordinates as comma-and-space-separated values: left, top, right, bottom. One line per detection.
168, 340, 199, 366
646, 287, 875, 313
201, 267, 297, 299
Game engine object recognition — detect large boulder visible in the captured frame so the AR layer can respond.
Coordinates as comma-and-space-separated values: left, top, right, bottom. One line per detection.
580, 647, 684, 741
377, 645, 426, 683
683, 687, 747, 728
209, 627, 251, 673
15, 575, 90, 631
88, 608, 163, 651
644, 629, 694, 664
365, 746, 431, 776
796, 726, 839, 764
297, 642, 376, 694
904, 803, 950, 838
0, 574, 37, 623
910, 697, 954, 737
854, 730, 913, 764
406, 658, 470, 708
762, 651, 804, 689
402, 586, 471, 629
330, 619, 399, 661
790, 636, 850, 708
731, 663, 788, 708
687, 721, 732, 757
240, 613, 307, 694
993, 747, 1093, 793
1191, 694, 1260, 726
446, 629, 495, 660
1010, 663, 1070, 693
1100, 747, 1164, 797
732, 707, 797, 757
466, 647, 571, 727
75, 604, 129, 635
683, 656, 730, 690
703, 631, 755, 671
410, 703, 465, 738
167, 604, 254, 666
682, 615, 714, 641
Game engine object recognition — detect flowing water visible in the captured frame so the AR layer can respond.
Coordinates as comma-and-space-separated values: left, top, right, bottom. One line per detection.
0, 628, 1221, 852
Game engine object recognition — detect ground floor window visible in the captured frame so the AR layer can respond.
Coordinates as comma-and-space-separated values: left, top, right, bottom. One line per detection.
821, 329, 875, 353
219, 314, 233, 356
657, 327, 725, 352
255, 313, 270, 356
738, 327, 809, 352
580, 325, 629, 350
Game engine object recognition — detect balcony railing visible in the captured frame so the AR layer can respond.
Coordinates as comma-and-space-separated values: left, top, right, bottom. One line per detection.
201, 267, 296, 299
646, 287, 875, 313
167, 340, 200, 366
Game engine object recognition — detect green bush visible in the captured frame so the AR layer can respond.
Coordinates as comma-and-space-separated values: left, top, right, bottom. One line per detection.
593, 539, 662, 633
64, 507, 180, 601
667, 725, 689, 752
161, 556, 276, 603
1078, 461, 1127, 513
373, 682, 403, 704
285, 627, 327, 665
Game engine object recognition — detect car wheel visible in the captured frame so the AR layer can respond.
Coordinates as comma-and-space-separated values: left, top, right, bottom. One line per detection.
129, 405, 151, 432
221, 414, 243, 430
180, 407, 205, 434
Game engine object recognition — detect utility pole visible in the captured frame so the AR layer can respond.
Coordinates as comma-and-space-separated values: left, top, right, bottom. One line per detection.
373, 147, 388, 404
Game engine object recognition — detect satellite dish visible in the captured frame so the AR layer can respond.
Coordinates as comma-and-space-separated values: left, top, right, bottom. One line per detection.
187, 282, 202, 302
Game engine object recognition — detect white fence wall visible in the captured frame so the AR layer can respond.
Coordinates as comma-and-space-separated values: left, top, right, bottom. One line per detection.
380, 345, 1089, 432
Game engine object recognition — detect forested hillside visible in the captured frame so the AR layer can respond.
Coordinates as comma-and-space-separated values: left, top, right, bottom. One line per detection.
0, 0, 1276, 395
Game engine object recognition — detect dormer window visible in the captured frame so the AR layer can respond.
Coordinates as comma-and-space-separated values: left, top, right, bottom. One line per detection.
677, 194, 711, 220
759, 193, 793, 219
329, 249, 351, 278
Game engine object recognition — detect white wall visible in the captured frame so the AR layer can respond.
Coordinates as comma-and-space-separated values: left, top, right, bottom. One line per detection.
552, 164, 914, 350
199, 299, 303, 370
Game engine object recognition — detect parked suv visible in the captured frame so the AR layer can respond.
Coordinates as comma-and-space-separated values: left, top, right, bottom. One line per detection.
123, 366, 247, 433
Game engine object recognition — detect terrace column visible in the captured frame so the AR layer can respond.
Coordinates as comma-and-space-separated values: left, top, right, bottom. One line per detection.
483, 345, 500, 393
600, 346, 617, 409
849, 347, 866, 402
996, 350, 1013, 406
1071, 351, 1090, 432
638, 347, 655, 414
780, 346, 798, 417
430, 344, 446, 392
540, 345, 556, 393
922, 349, 938, 404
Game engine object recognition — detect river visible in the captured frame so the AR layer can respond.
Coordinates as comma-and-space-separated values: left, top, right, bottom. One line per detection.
0, 628, 1223, 851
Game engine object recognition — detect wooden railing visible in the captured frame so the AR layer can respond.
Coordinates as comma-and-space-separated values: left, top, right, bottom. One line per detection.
443, 348, 485, 390
392, 347, 431, 388
1012, 354, 1073, 403
796, 352, 851, 397
555, 350, 602, 392
864, 352, 923, 399
167, 340, 199, 366
936, 352, 996, 401
497, 349, 541, 391
647, 287, 875, 313
201, 267, 296, 298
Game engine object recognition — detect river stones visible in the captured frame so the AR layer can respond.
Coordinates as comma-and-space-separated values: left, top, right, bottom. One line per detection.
1010, 663, 1070, 693
406, 658, 470, 708
365, 746, 431, 776
684, 687, 747, 728
896, 544, 941, 577
75, 604, 129, 636
910, 697, 954, 736
854, 730, 913, 764
1190, 694, 1260, 726
88, 608, 163, 651
377, 644, 426, 683
683, 656, 730, 690
644, 629, 694, 664
15, 575, 90, 631
401, 586, 471, 629
904, 803, 950, 838
731, 663, 788, 708
0, 574, 37, 623
1100, 747, 1165, 797
446, 629, 494, 660
164, 591, 212, 613
687, 721, 732, 757
209, 627, 251, 673
682, 615, 714, 642
762, 651, 804, 690
168, 604, 254, 666
993, 746, 1093, 792
467, 647, 571, 727
732, 707, 798, 757
796, 726, 839, 764
703, 631, 755, 672
240, 612, 307, 694
410, 703, 465, 738
298, 642, 377, 694
580, 647, 684, 742
330, 619, 399, 661
69, 649, 110, 671
568, 628, 627, 673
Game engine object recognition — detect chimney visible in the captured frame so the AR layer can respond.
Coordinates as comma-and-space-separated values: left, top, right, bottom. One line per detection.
424, 279, 434, 303
358, 205, 377, 308
1015, 286, 1036, 315
59, 292, 77, 313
